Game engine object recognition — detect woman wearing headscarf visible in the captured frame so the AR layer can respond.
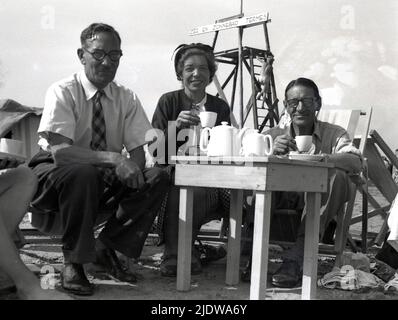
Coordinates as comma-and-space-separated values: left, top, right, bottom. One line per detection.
151, 43, 231, 277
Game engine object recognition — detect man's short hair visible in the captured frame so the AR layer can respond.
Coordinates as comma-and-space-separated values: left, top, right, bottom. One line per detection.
284, 77, 321, 99
80, 23, 121, 47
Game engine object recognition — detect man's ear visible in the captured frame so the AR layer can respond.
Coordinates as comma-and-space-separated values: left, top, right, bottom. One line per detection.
77, 48, 85, 65
283, 100, 291, 114
315, 96, 322, 111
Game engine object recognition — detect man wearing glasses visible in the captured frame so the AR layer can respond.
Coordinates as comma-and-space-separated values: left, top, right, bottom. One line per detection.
260, 78, 362, 288
28, 23, 168, 296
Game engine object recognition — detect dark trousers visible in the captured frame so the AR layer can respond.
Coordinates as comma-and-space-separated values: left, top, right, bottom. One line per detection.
30, 162, 169, 264
283, 168, 351, 263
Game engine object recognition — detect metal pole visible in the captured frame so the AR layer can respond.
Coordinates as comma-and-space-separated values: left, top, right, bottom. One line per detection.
238, 27, 244, 128
249, 48, 258, 130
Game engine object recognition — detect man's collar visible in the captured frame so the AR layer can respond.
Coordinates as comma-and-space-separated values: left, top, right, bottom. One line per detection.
79, 72, 113, 101
289, 118, 321, 140
312, 118, 321, 140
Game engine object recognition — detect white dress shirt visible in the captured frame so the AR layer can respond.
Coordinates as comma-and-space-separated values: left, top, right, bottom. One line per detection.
38, 72, 152, 153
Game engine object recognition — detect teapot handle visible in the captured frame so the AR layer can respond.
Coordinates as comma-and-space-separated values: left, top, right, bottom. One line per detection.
263, 134, 274, 156
238, 127, 250, 141
199, 127, 211, 153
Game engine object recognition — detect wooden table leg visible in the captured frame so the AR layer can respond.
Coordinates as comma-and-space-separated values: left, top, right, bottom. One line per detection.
177, 187, 194, 291
250, 191, 272, 300
302, 192, 321, 300
226, 189, 244, 285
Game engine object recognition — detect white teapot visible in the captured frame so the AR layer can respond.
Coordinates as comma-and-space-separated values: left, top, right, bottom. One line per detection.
199, 122, 246, 156
240, 128, 274, 157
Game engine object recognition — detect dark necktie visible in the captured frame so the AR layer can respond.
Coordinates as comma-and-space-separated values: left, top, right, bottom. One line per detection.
91, 90, 115, 185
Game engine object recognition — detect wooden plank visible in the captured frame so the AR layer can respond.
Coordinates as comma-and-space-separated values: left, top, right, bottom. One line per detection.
238, 26, 244, 128
375, 219, 389, 246
189, 12, 269, 35
12, 115, 41, 160
358, 108, 372, 154
370, 129, 398, 170
350, 206, 389, 224
226, 189, 244, 285
335, 183, 357, 257
177, 187, 194, 291
366, 191, 390, 214
175, 164, 268, 190
250, 191, 272, 300
302, 192, 321, 300
175, 162, 329, 192
172, 155, 334, 168
317, 109, 361, 140
213, 75, 229, 103
266, 164, 328, 192
212, 75, 239, 128
365, 139, 398, 203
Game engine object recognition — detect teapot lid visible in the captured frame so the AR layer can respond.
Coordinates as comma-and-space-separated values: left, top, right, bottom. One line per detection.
214, 121, 234, 131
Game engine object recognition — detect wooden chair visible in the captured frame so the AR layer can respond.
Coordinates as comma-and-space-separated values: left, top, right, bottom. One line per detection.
360, 130, 398, 247
315, 108, 372, 261
0, 103, 42, 247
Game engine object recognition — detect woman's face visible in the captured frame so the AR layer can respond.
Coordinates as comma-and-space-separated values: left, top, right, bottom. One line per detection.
181, 54, 210, 94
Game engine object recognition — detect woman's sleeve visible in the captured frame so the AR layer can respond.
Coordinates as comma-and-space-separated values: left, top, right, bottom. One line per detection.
151, 94, 172, 165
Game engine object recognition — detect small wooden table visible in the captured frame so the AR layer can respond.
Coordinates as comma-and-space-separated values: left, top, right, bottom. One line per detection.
172, 155, 334, 300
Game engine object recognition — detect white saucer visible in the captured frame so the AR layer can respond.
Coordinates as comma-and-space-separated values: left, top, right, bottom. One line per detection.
0, 151, 26, 161
288, 153, 325, 162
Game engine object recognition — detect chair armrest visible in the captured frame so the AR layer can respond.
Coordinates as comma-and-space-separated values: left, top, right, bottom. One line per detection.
348, 157, 368, 186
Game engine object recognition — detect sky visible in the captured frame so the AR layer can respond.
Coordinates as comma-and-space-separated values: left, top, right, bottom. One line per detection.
0, 0, 397, 148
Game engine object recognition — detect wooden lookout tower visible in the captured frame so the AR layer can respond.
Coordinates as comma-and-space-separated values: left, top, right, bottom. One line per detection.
189, 11, 279, 131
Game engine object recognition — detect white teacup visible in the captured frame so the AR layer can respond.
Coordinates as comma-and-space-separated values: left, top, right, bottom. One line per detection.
199, 111, 217, 128
295, 135, 312, 153
0, 138, 25, 160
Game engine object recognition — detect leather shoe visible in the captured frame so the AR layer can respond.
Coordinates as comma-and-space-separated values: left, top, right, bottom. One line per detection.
61, 263, 94, 296
160, 254, 202, 277
271, 260, 302, 288
95, 248, 137, 283
240, 258, 277, 283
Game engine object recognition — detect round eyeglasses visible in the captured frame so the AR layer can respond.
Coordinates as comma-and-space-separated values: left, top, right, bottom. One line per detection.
83, 48, 123, 62
286, 97, 317, 110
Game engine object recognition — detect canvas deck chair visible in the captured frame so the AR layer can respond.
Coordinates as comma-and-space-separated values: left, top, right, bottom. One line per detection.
316, 108, 372, 261
267, 108, 372, 262
361, 130, 398, 248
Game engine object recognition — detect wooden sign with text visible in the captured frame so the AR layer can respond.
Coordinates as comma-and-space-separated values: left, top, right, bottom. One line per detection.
189, 13, 269, 36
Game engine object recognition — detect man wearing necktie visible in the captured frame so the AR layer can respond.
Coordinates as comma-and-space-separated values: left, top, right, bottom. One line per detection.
28, 23, 168, 296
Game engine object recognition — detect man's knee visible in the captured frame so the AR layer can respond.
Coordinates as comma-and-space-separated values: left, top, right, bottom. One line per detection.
14, 166, 37, 184
61, 164, 103, 186
334, 169, 349, 183
144, 167, 170, 188
330, 169, 350, 193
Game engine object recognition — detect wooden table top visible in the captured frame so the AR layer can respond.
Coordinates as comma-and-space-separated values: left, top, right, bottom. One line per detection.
171, 155, 335, 168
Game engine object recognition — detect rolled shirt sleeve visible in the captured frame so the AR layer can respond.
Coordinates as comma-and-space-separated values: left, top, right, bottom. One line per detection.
334, 131, 362, 157
38, 82, 77, 142
122, 93, 152, 152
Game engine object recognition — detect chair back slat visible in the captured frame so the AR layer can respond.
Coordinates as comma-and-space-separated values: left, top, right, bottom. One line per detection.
317, 109, 361, 140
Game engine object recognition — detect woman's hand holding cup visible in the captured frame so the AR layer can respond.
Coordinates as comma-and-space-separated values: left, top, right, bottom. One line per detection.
176, 110, 200, 129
